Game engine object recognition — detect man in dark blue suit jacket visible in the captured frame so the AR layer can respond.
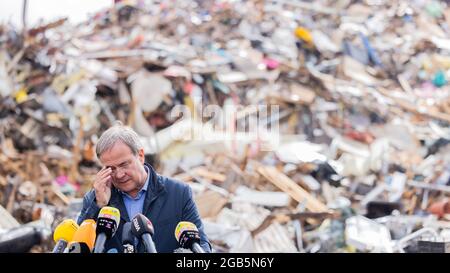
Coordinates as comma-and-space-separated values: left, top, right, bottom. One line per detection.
77, 123, 211, 253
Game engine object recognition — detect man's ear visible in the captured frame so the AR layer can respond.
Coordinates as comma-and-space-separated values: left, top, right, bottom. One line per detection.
138, 148, 145, 163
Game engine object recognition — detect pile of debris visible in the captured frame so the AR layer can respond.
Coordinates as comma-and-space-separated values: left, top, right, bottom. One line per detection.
1, 0, 450, 252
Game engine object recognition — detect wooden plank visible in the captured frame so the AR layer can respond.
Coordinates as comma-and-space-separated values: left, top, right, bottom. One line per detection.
289, 84, 316, 105
0, 204, 20, 229
192, 167, 226, 183
378, 87, 450, 124
195, 191, 228, 219
28, 18, 67, 36
172, 172, 193, 183
267, 84, 316, 106
50, 184, 70, 206
257, 165, 328, 213
6, 181, 18, 213
1, 138, 19, 158
70, 117, 83, 184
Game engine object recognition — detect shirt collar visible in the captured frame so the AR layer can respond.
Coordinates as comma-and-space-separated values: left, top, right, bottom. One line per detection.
119, 165, 150, 199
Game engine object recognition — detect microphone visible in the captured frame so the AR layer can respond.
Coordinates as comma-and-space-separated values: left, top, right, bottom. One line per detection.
121, 222, 135, 253
130, 214, 157, 253
93, 206, 120, 253
67, 242, 91, 253
67, 219, 96, 253
175, 221, 205, 253
106, 248, 118, 253
52, 219, 79, 253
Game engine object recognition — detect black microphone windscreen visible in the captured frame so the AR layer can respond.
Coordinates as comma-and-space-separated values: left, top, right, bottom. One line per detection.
96, 217, 117, 238
131, 214, 154, 237
179, 230, 201, 249
121, 222, 135, 245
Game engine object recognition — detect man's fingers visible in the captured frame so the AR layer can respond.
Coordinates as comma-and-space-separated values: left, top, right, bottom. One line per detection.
94, 168, 112, 207
98, 167, 112, 177
98, 167, 108, 174
106, 178, 112, 188
98, 172, 112, 180
96, 169, 112, 180
95, 176, 111, 188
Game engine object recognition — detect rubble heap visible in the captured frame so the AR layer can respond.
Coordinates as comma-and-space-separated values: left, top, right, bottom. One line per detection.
0, 0, 450, 253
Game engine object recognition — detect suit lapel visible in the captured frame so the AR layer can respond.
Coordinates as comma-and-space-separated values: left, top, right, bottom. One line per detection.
142, 164, 166, 218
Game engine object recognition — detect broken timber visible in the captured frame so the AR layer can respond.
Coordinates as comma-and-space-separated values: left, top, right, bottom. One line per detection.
257, 165, 328, 213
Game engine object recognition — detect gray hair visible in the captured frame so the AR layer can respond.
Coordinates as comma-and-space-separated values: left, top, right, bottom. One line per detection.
96, 121, 143, 158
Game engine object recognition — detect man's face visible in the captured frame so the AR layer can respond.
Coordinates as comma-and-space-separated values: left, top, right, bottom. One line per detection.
99, 141, 146, 197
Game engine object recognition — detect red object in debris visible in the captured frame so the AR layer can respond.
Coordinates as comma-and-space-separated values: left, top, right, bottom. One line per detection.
428, 199, 450, 218
183, 81, 194, 94
344, 130, 375, 144
128, 34, 144, 48
263, 58, 280, 70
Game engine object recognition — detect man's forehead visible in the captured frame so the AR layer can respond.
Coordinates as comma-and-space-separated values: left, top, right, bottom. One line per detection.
99, 141, 134, 165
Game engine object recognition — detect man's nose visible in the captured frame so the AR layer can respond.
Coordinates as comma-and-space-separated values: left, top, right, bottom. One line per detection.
114, 168, 126, 179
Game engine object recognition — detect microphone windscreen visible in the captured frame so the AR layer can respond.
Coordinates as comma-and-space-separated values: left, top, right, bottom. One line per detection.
131, 214, 154, 237
174, 221, 198, 242
98, 206, 120, 224
121, 222, 135, 245
71, 219, 96, 252
53, 219, 79, 243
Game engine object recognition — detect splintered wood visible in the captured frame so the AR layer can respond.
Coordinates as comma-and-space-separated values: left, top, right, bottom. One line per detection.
50, 184, 71, 206
192, 167, 226, 183
267, 84, 316, 106
0, 204, 20, 229
195, 190, 228, 219
257, 165, 328, 213
289, 84, 316, 105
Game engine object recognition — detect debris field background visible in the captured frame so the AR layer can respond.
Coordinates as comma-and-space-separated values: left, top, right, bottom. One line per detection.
0, 0, 450, 253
